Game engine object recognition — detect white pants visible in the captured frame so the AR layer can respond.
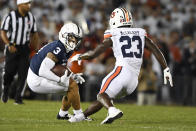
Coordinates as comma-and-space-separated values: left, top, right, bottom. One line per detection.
27, 68, 68, 94
100, 66, 138, 98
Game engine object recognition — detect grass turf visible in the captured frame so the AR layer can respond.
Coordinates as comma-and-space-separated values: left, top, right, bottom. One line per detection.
0, 100, 196, 131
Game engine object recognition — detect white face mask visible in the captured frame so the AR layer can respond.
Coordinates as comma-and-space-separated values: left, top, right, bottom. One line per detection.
65, 41, 76, 52
68, 41, 76, 50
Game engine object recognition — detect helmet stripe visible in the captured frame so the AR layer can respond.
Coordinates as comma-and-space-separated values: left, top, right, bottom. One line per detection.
126, 9, 132, 21
76, 24, 80, 35
120, 8, 126, 22
122, 8, 129, 22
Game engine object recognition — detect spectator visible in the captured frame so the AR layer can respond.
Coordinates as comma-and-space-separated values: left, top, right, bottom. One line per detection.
137, 59, 157, 105
182, 40, 196, 105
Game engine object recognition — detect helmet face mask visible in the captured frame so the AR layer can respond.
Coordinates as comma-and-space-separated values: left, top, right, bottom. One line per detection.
109, 8, 133, 29
59, 22, 82, 52
62, 33, 82, 51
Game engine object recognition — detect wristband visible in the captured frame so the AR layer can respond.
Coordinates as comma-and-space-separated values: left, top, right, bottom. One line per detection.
78, 55, 82, 60
9, 43, 16, 46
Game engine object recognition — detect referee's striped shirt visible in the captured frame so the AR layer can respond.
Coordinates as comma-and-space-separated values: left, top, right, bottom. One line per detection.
0, 10, 37, 45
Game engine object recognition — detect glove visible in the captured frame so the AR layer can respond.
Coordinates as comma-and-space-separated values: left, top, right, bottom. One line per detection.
59, 70, 73, 87
163, 67, 173, 87
70, 54, 82, 65
71, 73, 85, 84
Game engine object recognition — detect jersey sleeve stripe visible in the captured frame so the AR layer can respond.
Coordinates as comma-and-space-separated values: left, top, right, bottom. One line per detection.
104, 34, 112, 39
99, 66, 122, 94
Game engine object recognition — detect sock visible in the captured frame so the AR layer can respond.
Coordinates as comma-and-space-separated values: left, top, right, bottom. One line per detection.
59, 109, 68, 117
73, 109, 83, 115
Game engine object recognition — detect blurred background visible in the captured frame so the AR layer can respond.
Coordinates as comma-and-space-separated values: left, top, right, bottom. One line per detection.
0, 0, 196, 106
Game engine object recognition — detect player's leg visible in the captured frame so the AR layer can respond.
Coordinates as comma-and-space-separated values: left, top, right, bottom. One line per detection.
16, 54, 29, 104
69, 81, 81, 110
1, 68, 16, 103
83, 100, 103, 117
69, 100, 103, 122
82, 66, 124, 118
57, 95, 72, 120
100, 67, 138, 124
98, 66, 124, 124
29, 76, 68, 94
68, 66, 123, 123
1, 51, 17, 103
27, 68, 66, 94
98, 93, 123, 124
58, 80, 87, 121
68, 81, 90, 122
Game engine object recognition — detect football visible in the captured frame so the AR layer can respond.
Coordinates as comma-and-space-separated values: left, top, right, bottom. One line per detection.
67, 52, 84, 73
51, 64, 71, 77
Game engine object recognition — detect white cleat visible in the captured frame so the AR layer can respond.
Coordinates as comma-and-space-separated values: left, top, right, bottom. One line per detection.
68, 113, 85, 123
101, 108, 123, 125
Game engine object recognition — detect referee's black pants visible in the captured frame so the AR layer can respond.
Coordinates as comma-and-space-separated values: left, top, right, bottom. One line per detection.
3, 44, 30, 102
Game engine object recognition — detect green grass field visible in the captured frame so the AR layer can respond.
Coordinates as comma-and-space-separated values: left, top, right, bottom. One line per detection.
0, 100, 196, 131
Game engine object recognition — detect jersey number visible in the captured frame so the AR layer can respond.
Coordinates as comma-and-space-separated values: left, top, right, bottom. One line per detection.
120, 36, 142, 58
53, 47, 61, 55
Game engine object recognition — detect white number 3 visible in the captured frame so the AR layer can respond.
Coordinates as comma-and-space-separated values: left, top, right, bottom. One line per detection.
53, 47, 61, 54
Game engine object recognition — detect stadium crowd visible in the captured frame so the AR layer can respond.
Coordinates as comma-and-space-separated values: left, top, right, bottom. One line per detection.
0, 0, 196, 106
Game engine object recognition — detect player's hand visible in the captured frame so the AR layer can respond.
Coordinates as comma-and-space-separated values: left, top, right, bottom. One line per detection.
70, 54, 82, 65
71, 73, 85, 84
163, 67, 173, 87
8, 45, 17, 53
59, 70, 73, 87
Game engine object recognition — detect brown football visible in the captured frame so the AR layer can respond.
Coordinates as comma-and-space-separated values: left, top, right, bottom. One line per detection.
51, 64, 71, 77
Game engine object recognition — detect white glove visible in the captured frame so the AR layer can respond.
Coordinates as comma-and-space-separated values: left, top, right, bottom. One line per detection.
163, 67, 173, 87
59, 70, 73, 87
71, 73, 85, 84
70, 54, 82, 65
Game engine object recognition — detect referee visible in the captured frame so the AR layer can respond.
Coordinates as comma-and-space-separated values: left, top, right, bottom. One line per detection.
1, 0, 39, 104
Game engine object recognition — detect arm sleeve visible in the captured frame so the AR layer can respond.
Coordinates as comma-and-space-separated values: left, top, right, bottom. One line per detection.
1, 14, 11, 31
39, 57, 60, 82
31, 15, 37, 33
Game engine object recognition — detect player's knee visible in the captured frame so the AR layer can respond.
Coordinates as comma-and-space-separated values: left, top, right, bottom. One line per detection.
3, 73, 14, 86
63, 95, 68, 101
97, 93, 103, 102
97, 92, 111, 101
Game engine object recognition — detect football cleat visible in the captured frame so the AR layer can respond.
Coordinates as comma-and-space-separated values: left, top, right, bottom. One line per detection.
1, 90, 9, 103
57, 113, 72, 120
101, 108, 123, 124
14, 101, 24, 105
68, 113, 85, 123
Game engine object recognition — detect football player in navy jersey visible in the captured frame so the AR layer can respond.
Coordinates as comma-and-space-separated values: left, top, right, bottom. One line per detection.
27, 22, 87, 120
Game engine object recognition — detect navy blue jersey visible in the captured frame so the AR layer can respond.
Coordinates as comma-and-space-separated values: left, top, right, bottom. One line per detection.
30, 40, 73, 75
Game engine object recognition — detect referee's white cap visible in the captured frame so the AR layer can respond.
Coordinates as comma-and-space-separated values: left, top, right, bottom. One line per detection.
17, 0, 32, 5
